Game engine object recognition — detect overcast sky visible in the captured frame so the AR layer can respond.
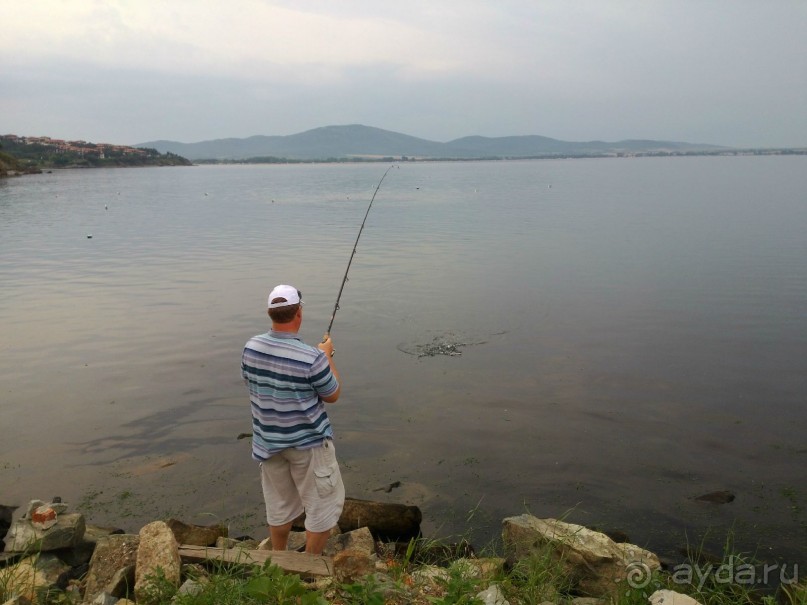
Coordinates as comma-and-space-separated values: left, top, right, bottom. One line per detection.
2, 1, 805, 147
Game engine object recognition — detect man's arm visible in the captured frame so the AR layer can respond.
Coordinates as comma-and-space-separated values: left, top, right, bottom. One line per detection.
317, 335, 341, 403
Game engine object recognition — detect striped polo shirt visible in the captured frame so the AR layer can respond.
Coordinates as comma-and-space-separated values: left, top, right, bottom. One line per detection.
241, 330, 339, 461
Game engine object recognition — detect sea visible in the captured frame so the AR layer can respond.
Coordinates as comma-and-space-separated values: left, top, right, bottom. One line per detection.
1, 157, 805, 566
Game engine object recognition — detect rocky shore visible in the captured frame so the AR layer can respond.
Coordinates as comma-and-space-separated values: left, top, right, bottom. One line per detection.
0, 153, 41, 178
1, 497, 803, 605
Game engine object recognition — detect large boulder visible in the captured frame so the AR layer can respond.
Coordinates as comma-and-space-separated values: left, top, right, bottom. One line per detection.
295, 498, 422, 540
134, 521, 181, 604
83, 534, 140, 603
502, 514, 660, 598
338, 498, 422, 540
4, 513, 85, 552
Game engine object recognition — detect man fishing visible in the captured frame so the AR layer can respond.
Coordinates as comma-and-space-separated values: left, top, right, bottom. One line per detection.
241, 284, 344, 555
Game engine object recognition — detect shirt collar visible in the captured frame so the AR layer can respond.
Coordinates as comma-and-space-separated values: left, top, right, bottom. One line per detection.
269, 329, 301, 340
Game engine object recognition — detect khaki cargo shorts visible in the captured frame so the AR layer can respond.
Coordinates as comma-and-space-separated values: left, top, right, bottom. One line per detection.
259, 439, 345, 533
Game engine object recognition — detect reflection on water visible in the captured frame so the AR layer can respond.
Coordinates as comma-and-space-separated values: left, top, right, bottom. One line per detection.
0, 159, 805, 563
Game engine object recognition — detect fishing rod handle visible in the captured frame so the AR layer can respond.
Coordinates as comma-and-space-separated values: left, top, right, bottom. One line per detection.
320, 333, 335, 357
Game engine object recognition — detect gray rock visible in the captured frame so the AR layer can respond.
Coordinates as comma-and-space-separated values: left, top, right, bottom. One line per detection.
287, 531, 307, 552
134, 521, 181, 604
216, 536, 259, 550
258, 531, 306, 551
105, 565, 136, 600
476, 583, 510, 605
50, 502, 69, 515
333, 549, 374, 583
175, 579, 205, 598
648, 589, 704, 604
325, 526, 375, 557
502, 515, 660, 599
412, 564, 450, 583
165, 519, 227, 547
449, 558, 505, 580
83, 524, 126, 544
33, 552, 73, 589
53, 537, 96, 568
91, 592, 119, 605
215, 536, 240, 549
23, 500, 47, 519
5, 513, 86, 552
84, 534, 140, 602
55, 523, 118, 569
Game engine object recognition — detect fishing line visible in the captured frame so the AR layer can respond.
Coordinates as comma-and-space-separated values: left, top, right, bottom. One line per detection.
325, 164, 395, 337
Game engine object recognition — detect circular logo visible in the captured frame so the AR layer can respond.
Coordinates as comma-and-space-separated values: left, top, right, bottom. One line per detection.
626, 561, 653, 589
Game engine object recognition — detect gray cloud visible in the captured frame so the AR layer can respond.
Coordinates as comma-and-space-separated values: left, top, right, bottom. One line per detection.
1, 1, 805, 147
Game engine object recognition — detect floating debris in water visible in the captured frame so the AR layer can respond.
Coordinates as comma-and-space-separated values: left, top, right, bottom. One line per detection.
416, 337, 465, 357
398, 330, 505, 358
694, 490, 735, 504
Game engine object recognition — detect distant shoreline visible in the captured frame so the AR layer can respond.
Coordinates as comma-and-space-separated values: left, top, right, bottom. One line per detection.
192, 147, 807, 166
4, 147, 805, 178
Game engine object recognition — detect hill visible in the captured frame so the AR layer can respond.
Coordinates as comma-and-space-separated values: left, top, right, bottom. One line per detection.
137, 124, 725, 161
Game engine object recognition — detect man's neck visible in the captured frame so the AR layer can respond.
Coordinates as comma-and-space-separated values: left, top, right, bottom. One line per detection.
272, 322, 299, 334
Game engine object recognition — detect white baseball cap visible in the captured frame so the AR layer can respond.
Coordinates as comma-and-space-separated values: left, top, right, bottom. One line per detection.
268, 284, 303, 308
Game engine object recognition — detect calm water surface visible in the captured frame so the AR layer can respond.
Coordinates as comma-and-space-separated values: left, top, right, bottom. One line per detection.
1, 158, 805, 564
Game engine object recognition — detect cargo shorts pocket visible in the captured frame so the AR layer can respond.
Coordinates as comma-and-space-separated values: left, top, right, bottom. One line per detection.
312, 440, 339, 497
314, 462, 338, 497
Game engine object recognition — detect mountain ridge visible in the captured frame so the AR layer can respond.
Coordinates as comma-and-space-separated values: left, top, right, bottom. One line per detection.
137, 124, 725, 161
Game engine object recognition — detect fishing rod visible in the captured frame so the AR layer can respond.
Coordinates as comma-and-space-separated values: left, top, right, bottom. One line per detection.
325, 164, 395, 338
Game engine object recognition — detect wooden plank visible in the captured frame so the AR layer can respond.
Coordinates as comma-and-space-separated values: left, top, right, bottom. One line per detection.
178, 545, 333, 578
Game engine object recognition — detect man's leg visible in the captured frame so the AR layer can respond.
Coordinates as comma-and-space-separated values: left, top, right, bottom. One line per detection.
269, 520, 294, 551
291, 440, 345, 555
261, 454, 304, 551
305, 529, 331, 554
